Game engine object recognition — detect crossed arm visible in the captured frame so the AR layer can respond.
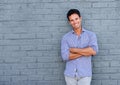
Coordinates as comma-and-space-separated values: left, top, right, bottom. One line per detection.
69, 47, 96, 60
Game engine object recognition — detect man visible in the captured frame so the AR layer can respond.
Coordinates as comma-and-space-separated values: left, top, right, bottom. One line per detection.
61, 9, 98, 85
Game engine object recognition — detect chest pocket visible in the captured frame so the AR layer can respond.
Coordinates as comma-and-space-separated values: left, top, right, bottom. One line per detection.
80, 35, 89, 48
67, 38, 77, 48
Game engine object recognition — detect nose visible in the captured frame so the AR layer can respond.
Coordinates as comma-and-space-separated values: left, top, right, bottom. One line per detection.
73, 20, 77, 24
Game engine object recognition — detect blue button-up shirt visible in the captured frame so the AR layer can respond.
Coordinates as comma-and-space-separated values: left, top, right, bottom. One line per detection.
61, 28, 98, 77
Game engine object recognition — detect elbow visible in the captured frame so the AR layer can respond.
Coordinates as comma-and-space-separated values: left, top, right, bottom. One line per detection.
92, 48, 98, 56
90, 47, 98, 56
61, 55, 69, 61
62, 58, 68, 61
92, 51, 96, 56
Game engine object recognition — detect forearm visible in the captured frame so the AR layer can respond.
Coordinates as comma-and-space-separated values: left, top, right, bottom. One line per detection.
70, 47, 96, 56
69, 52, 82, 60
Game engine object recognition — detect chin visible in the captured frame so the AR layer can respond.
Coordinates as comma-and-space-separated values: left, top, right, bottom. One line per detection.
75, 27, 80, 29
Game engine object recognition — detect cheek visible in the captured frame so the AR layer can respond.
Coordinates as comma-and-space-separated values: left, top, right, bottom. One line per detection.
77, 20, 81, 24
69, 21, 74, 25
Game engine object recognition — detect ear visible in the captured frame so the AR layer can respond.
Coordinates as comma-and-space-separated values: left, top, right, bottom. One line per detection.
80, 16, 82, 21
68, 20, 71, 25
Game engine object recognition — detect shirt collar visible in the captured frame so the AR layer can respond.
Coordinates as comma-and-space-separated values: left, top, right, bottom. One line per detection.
72, 28, 86, 34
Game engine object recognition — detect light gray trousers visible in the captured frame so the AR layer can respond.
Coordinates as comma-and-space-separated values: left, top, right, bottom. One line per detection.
65, 76, 92, 85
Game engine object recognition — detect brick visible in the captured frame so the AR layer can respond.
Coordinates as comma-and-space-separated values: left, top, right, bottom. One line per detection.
0, 81, 10, 85
0, 0, 28, 4
4, 34, 20, 40
0, 76, 11, 82
20, 57, 37, 63
93, 61, 109, 67
27, 63, 40, 69
3, 57, 21, 63
0, 64, 11, 70
36, 33, 52, 39
11, 64, 27, 70
20, 69, 37, 75
27, 51, 42, 57
93, 67, 118, 74
92, 74, 110, 80
36, 69, 53, 75
11, 81, 37, 85
27, 0, 52, 3
36, 81, 65, 85
4, 70, 19, 76
27, 75, 43, 81
110, 48, 120, 54
37, 56, 59, 63
20, 45, 36, 51
91, 80, 101, 85
110, 61, 120, 67
86, 0, 115, 2
102, 80, 117, 85
0, 70, 4, 76
11, 76, 28, 82
92, 2, 118, 8
20, 33, 36, 39
93, 2, 108, 8
110, 73, 120, 79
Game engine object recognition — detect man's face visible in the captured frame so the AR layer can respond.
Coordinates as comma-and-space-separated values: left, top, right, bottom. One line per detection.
68, 13, 82, 30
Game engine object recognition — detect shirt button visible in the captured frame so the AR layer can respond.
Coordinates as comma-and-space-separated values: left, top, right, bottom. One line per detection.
74, 69, 77, 72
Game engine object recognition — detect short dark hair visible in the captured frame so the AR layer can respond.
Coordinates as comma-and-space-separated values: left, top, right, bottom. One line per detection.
67, 9, 81, 21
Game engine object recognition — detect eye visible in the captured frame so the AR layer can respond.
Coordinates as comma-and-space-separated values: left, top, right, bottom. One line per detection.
70, 19, 73, 22
75, 18, 78, 20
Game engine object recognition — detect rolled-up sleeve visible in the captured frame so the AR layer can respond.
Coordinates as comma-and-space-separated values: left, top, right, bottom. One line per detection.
61, 37, 70, 61
89, 33, 98, 54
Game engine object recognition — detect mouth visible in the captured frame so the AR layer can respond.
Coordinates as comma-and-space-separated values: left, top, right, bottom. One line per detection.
74, 24, 79, 27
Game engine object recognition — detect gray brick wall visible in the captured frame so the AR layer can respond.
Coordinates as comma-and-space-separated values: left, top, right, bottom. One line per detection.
0, 0, 119, 85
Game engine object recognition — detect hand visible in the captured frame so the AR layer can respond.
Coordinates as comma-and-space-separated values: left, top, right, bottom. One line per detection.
70, 48, 78, 53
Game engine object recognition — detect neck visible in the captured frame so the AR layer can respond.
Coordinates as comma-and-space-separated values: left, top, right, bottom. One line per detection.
74, 27, 82, 36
